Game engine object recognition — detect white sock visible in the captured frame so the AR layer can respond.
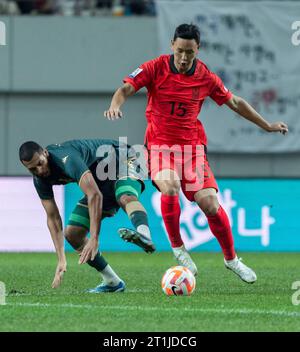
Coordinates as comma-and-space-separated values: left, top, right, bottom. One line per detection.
100, 264, 122, 286
172, 245, 185, 255
225, 255, 238, 264
137, 224, 151, 240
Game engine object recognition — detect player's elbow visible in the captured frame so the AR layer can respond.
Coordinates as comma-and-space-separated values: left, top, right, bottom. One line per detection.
87, 191, 103, 217
120, 83, 135, 97
88, 190, 103, 205
227, 95, 243, 112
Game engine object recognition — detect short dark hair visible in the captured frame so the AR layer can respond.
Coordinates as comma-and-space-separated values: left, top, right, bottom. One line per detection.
173, 23, 200, 45
19, 141, 43, 162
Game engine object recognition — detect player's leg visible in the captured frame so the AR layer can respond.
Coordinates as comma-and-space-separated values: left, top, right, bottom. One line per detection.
66, 201, 125, 292
154, 169, 182, 247
115, 177, 155, 253
194, 188, 235, 259
184, 148, 256, 283
154, 169, 198, 276
194, 188, 257, 283
149, 147, 184, 249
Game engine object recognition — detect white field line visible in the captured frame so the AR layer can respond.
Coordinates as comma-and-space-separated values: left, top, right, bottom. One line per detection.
6, 288, 152, 296
5, 302, 300, 318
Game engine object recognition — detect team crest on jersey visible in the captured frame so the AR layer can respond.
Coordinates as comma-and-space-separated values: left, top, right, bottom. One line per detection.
128, 67, 143, 78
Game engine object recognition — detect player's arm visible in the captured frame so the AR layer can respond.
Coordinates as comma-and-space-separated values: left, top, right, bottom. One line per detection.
225, 94, 288, 134
104, 83, 135, 120
41, 198, 66, 288
78, 171, 103, 264
105, 60, 155, 120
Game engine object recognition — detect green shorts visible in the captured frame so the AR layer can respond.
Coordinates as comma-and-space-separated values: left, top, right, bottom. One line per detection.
67, 177, 144, 230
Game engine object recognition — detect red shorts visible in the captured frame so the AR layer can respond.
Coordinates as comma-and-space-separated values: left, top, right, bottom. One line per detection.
147, 144, 218, 201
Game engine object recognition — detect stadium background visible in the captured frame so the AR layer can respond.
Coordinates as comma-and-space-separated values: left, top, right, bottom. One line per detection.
0, 0, 299, 253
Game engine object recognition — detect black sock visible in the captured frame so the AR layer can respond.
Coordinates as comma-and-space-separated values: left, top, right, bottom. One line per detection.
87, 251, 108, 272
130, 210, 149, 229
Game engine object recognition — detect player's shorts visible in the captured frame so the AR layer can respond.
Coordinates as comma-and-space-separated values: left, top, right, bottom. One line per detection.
147, 144, 218, 202
67, 156, 145, 230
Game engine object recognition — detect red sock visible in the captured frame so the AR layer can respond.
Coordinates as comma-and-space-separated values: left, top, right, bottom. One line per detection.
161, 194, 183, 248
206, 205, 236, 260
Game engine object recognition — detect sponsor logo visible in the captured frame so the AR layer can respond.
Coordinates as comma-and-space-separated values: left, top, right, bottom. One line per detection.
171, 285, 178, 295
151, 188, 275, 250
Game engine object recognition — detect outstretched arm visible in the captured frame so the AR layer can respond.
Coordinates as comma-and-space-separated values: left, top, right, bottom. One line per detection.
104, 83, 135, 120
225, 94, 288, 134
41, 198, 66, 288
78, 171, 103, 264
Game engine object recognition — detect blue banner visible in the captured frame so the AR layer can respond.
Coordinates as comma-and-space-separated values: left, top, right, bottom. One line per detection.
64, 179, 300, 252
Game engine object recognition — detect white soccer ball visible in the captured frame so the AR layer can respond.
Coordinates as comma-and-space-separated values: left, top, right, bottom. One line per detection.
161, 265, 196, 296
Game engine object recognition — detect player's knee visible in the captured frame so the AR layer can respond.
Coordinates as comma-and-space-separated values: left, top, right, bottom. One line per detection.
160, 181, 180, 195
118, 194, 138, 209
64, 227, 74, 243
199, 197, 219, 216
204, 205, 219, 216
64, 226, 86, 247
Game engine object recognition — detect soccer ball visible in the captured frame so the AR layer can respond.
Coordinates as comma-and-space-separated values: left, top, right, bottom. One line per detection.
161, 266, 196, 296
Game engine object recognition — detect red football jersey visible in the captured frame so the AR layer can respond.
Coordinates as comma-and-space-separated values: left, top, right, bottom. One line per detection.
123, 54, 232, 147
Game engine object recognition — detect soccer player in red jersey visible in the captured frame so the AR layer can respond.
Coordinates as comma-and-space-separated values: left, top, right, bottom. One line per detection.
104, 24, 288, 283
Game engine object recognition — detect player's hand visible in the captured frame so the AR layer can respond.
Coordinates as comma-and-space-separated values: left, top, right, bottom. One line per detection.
52, 260, 67, 289
267, 122, 288, 135
79, 237, 99, 264
104, 108, 123, 120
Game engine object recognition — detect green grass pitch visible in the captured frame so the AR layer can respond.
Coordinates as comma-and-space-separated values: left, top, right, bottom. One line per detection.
0, 252, 299, 332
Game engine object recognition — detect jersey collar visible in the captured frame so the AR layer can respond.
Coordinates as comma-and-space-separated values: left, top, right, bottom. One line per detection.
169, 55, 197, 76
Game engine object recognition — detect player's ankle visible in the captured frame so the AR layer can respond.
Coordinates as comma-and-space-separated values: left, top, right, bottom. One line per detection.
172, 244, 185, 253
224, 255, 237, 263
137, 224, 151, 240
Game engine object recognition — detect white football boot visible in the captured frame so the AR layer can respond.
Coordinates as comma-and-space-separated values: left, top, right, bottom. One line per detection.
173, 245, 198, 276
224, 256, 257, 284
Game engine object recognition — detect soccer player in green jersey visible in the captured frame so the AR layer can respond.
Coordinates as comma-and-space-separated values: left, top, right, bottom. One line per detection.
19, 138, 155, 293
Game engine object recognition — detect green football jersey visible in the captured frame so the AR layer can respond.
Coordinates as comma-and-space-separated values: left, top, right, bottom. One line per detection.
33, 139, 129, 205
